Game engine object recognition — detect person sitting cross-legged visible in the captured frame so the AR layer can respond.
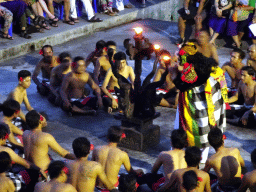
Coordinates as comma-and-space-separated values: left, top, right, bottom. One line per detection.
136, 129, 187, 191
23, 110, 75, 173
92, 126, 143, 191
159, 146, 211, 192
68, 137, 117, 192
227, 66, 256, 127
203, 127, 245, 191
34, 161, 77, 192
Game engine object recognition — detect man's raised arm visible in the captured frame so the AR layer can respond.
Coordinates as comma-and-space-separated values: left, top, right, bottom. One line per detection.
32, 61, 43, 87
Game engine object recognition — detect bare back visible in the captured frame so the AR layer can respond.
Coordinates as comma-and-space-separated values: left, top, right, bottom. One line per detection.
69, 160, 103, 192
34, 181, 76, 192
93, 145, 130, 186
238, 169, 256, 192
204, 147, 244, 186
23, 130, 51, 171
0, 176, 15, 192
161, 150, 187, 181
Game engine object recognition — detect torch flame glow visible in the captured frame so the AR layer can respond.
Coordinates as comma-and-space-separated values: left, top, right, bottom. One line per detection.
163, 56, 171, 61
154, 44, 160, 50
133, 27, 143, 34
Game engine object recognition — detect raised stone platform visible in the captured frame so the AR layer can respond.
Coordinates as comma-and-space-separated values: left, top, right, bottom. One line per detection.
115, 113, 161, 151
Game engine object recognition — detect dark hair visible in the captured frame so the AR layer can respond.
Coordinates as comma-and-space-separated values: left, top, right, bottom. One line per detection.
119, 174, 137, 192
18, 70, 31, 81
182, 170, 198, 191
0, 152, 11, 173
232, 48, 245, 60
73, 56, 85, 63
48, 161, 65, 179
0, 99, 20, 117
107, 126, 123, 143
42, 45, 53, 55
106, 41, 117, 47
208, 128, 223, 149
114, 52, 126, 61
0, 123, 10, 140
185, 147, 202, 167
241, 66, 255, 76
171, 129, 187, 149
251, 149, 256, 164
96, 40, 106, 50
159, 49, 171, 57
72, 137, 90, 158
59, 52, 71, 63
26, 110, 40, 130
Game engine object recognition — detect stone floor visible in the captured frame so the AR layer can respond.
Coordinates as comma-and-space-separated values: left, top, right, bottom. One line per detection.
0, 19, 255, 191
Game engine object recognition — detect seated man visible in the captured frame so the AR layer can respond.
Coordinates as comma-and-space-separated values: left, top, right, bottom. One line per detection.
0, 151, 15, 192
23, 110, 75, 172
153, 50, 178, 108
203, 127, 245, 191
34, 161, 77, 192
227, 66, 256, 127
238, 148, 256, 191
32, 45, 60, 96
101, 52, 135, 112
0, 99, 23, 149
85, 40, 107, 69
94, 41, 117, 85
92, 126, 143, 190
60, 56, 103, 115
222, 48, 245, 89
247, 44, 256, 72
137, 129, 187, 191
68, 137, 117, 192
48, 52, 72, 106
7, 70, 34, 122
161, 146, 211, 192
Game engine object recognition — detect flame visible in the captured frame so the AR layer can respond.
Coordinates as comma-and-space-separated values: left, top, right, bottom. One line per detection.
154, 44, 160, 50
133, 27, 143, 34
163, 56, 171, 61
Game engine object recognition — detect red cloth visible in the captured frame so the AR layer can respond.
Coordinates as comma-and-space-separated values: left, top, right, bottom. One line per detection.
152, 177, 165, 191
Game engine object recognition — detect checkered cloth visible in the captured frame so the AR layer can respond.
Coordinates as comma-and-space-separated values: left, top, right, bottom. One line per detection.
6, 172, 25, 192
176, 76, 226, 148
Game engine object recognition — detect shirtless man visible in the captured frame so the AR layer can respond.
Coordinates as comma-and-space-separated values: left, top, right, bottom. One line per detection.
203, 127, 245, 191
101, 52, 135, 111
68, 137, 117, 192
48, 52, 72, 106
7, 70, 33, 122
238, 148, 256, 191
195, 30, 219, 64
32, 45, 59, 96
159, 146, 211, 192
85, 40, 107, 68
92, 126, 143, 190
0, 151, 15, 192
247, 44, 256, 72
222, 48, 245, 89
137, 129, 187, 191
23, 110, 75, 172
60, 56, 103, 115
227, 66, 256, 127
94, 41, 117, 85
34, 161, 77, 192
153, 50, 178, 108
0, 99, 23, 149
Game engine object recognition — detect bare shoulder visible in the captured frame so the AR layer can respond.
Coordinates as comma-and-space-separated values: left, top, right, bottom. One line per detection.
34, 181, 47, 190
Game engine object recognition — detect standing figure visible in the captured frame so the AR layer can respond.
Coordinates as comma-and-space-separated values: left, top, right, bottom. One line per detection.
173, 42, 227, 163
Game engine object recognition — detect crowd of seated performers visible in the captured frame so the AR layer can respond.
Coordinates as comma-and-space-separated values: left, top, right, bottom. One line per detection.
0, 112, 255, 192
0, 0, 134, 40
